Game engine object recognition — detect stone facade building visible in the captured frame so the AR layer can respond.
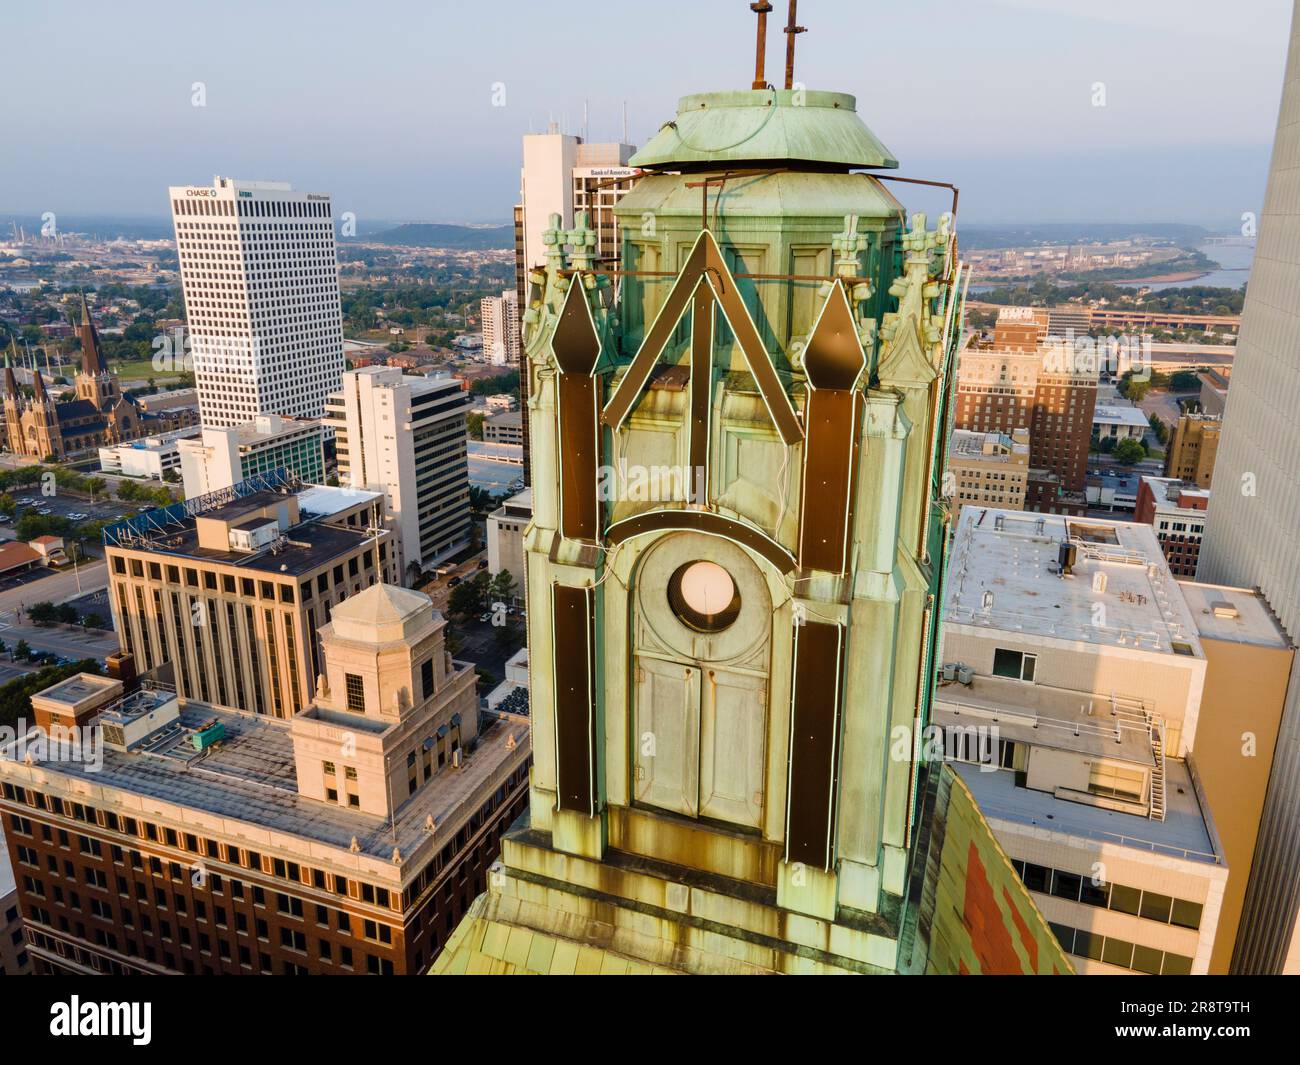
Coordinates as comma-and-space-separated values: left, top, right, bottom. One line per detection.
2, 297, 196, 461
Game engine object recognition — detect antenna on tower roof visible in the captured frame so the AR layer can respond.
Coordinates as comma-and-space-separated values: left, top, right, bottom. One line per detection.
750, 2, 773, 89
782, 0, 806, 90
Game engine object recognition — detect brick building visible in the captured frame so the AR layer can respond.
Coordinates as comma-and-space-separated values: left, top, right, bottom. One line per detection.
0, 583, 531, 975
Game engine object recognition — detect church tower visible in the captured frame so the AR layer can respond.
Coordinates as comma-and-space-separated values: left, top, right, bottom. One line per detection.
25, 365, 64, 461
2, 346, 24, 455
75, 293, 121, 412
434, 5, 1066, 976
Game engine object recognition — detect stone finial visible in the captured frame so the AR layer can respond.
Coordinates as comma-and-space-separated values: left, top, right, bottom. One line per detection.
542, 213, 568, 275
566, 210, 598, 271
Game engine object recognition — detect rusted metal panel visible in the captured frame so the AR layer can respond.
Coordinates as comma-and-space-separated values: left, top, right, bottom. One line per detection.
688, 283, 714, 503
785, 619, 844, 870
798, 281, 867, 573
551, 281, 603, 542
799, 389, 861, 572
552, 584, 597, 815
605, 509, 796, 574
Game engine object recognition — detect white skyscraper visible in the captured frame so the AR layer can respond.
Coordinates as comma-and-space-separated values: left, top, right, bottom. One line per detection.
168, 176, 344, 428
325, 367, 472, 579
481, 290, 519, 367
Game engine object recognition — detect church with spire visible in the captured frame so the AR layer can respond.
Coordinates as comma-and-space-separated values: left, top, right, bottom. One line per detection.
1, 295, 197, 461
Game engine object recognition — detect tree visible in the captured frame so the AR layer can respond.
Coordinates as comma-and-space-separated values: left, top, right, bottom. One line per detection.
26, 601, 58, 626
490, 568, 517, 605
84, 477, 106, 502
82, 612, 105, 630
1113, 438, 1147, 465
0, 492, 13, 515
468, 485, 495, 515
15, 640, 31, 661
467, 412, 485, 441
448, 580, 482, 618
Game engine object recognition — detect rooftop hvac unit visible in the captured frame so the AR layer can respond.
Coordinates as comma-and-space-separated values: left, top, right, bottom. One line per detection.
942, 663, 957, 682
981, 590, 995, 611
957, 665, 974, 685
1092, 571, 1108, 593
1058, 540, 1077, 575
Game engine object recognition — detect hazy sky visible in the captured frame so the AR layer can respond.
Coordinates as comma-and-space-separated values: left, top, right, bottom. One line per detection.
0, 0, 1291, 227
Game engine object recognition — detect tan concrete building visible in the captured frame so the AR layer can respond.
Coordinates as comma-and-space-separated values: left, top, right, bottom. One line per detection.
105, 481, 399, 720
948, 428, 1029, 513
938, 508, 1228, 974
1164, 413, 1221, 488
1176, 582, 1295, 973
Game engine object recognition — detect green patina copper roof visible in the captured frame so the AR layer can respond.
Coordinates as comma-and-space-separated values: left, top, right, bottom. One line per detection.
630, 89, 897, 171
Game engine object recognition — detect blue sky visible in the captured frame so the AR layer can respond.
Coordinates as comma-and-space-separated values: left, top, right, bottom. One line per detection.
0, 0, 1291, 227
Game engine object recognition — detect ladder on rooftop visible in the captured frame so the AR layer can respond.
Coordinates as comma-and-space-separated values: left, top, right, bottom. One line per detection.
1149, 720, 1167, 822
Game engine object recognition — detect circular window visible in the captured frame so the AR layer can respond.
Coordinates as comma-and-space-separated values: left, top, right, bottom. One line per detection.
667, 560, 741, 632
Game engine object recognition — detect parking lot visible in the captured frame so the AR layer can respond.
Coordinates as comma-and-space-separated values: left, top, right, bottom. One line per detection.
1, 491, 135, 527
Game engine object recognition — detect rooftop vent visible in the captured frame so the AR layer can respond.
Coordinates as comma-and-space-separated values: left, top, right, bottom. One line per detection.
1092, 571, 1108, 594
1209, 601, 1240, 620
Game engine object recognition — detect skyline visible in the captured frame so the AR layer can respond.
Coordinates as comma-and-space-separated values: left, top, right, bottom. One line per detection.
0, 0, 1290, 227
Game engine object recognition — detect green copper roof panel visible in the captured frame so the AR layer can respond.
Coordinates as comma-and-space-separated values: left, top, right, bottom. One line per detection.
630, 89, 898, 170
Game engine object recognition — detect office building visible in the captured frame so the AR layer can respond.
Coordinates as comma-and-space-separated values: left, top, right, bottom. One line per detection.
938, 508, 1227, 974
325, 367, 472, 580
435, 48, 1064, 974
168, 176, 344, 428
104, 476, 397, 719
480, 291, 519, 368
1198, 2, 1300, 974
177, 415, 324, 498
1135, 476, 1210, 577
1165, 412, 1221, 488
1175, 582, 1295, 973
0, 582, 530, 975
514, 132, 640, 485
947, 428, 1029, 513
954, 315, 1099, 513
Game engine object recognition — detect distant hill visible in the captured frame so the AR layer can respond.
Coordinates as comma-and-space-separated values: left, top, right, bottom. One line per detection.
959, 222, 1213, 250
366, 223, 513, 250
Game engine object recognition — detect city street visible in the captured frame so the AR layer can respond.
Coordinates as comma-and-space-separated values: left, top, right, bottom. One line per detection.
0, 559, 114, 662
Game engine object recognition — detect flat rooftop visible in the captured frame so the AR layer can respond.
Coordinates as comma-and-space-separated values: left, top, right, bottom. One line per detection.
949, 429, 1026, 462
1, 701, 530, 866
945, 508, 1203, 657
954, 761, 1220, 865
36, 674, 119, 708
110, 489, 382, 577
1093, 404, 1150, 428
295, 484, 382, 520
1177, 582, 1292, 649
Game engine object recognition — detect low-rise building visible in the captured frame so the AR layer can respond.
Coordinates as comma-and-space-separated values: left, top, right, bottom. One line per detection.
98, 426, 201, 480
1135, 476, 1209, 577
483, 410, 523, 446
177, 415, 325, 499
938, 507, 1227, 974
1093, 403, 1150, 443
947, 428, 1029, 513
